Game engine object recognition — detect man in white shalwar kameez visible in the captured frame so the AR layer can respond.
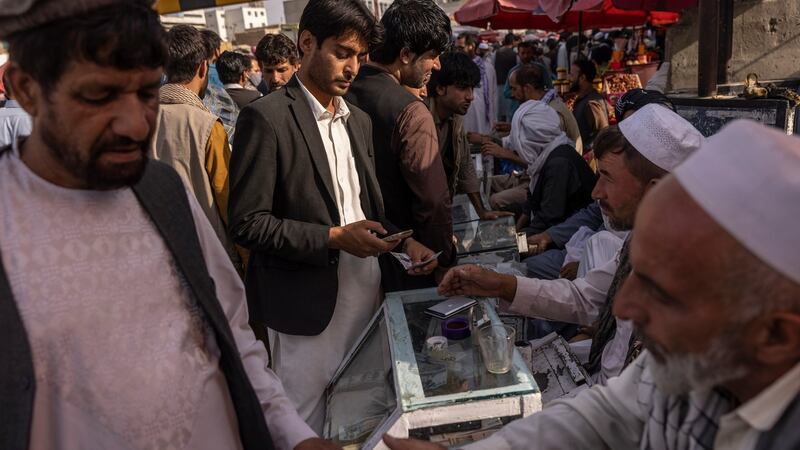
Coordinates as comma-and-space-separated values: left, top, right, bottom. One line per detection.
456, 34, 498, 135
227, 0, 437, 435
439, 105, 704, 384
384, 119, 800, 450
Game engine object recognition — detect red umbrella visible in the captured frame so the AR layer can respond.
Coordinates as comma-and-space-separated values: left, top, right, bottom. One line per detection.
455, 0, 679, 30
453, 0, 540, 29
611, 0, 697, 11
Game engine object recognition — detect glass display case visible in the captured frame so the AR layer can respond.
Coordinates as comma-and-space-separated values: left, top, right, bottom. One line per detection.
456, 247, 519, 266
453, 216, 518, 256
323, 288, 541, 449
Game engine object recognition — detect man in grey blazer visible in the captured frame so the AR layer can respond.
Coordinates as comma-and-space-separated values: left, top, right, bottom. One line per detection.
228, 0, 437, 432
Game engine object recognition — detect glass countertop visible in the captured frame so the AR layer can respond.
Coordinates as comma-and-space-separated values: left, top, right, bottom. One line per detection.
402, 299, 519, 398
453, 216, 517, 255
385, 289, 537, 411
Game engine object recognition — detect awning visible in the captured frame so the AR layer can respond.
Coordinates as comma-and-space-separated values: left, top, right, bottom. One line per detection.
455, 0, 679, 31
611, 0, 697, 11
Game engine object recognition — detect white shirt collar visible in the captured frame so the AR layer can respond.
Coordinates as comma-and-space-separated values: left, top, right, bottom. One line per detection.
295, 76, 350, 122
729, 361, 800, 431
223, 83, 243, 89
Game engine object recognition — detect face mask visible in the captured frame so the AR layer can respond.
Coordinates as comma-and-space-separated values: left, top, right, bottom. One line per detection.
248, 72, 263, 88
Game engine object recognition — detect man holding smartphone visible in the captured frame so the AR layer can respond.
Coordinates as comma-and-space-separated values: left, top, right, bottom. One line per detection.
228, 0, 437, 433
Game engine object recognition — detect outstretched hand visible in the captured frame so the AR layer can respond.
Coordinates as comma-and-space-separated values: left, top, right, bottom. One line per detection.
437, 264, 517, 301
329, 220, 399, 258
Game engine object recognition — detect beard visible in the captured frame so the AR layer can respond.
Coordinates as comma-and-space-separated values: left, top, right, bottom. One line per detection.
599, 201, 634, 231
643, 326, 751, 396
403, 62, 429, 89
40, 109, 149, 190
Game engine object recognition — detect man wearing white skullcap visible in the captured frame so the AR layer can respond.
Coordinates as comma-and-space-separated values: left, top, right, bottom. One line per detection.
438, 104, 704, 384
384, 120, 800, 450
0, 1, 329, 450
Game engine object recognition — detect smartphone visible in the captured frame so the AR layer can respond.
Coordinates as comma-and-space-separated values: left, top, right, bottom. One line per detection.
381, 229, 413, 242
425, 296, 477, 319
409, 251, 442, 269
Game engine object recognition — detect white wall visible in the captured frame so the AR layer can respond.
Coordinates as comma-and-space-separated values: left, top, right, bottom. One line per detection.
225, 7, 269, 36
204, 9, 227, 41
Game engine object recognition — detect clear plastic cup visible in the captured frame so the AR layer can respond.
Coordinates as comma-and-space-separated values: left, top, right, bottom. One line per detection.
477, 324, 516, 374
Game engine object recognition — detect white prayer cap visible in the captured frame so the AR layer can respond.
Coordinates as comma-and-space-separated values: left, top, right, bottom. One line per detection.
619, 103, 705, 172
478, 42, 490, 50
674, 120, 800, 285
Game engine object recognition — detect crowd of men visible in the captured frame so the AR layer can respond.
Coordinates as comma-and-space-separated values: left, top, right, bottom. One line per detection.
0, 0, 798, 449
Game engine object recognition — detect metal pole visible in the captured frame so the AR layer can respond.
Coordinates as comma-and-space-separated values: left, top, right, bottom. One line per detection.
697, 0, 720, 97
717, 0, 734, 86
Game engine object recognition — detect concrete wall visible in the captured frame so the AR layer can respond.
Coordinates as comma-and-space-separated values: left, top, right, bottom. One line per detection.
667, 0, 800, 93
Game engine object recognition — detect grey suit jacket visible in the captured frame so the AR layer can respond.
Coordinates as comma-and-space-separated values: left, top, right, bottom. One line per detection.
228, 76, 395, 336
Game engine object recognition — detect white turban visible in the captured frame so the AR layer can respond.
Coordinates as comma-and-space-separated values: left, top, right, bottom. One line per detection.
674, 120, 800, 285
503, 99, 573, 193
504, 99, 565, 165
620, 104, 705, 172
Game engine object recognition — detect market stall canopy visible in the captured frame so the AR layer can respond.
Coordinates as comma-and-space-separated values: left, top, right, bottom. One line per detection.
453, 0, 539, 28
155, 0, 250, 14
612, 0, 697, 11
455, 0, 678, 30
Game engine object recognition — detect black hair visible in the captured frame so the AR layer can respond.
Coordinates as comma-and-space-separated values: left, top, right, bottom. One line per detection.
371, 0, 450, 64
513, 63, 550, 91
614, 88, 676, 119
298, 0, 383, 56
590, 44, 612, 65
517, 40, 536, 51
427, 51, 480, 98
6, 2, 167, 91
216, 50, 248, 84
200, 29, 223, 60
457, 32, 478, 49
255, 33, 300, 67
566, 35, 580, 53
165, 25, 207, 84
503, 33, 516, 46
572, 59, 597, 83
546, 38, 558, 50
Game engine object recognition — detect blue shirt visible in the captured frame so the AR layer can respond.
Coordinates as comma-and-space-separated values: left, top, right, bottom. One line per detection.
0, 100, 32, 148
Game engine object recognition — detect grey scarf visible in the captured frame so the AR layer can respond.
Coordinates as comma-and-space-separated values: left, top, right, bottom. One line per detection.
636, 354, 736, 450
159, 83, 209, 112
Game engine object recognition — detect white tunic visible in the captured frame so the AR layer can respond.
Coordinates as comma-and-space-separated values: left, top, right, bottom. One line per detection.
510, 252, 633, 384
0, 146, 315, 450
269, 79, 382, 433
463, 60, 498, 135
463, 354, 800, 450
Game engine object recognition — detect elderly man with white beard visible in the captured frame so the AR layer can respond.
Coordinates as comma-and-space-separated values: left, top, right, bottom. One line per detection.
383, 120, 800, 450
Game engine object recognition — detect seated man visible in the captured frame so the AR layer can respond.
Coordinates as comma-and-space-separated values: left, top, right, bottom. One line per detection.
439, 105, 703, 383
523, 86, 681, 281
386, 119, 800, 450
481, 67, 596, 233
